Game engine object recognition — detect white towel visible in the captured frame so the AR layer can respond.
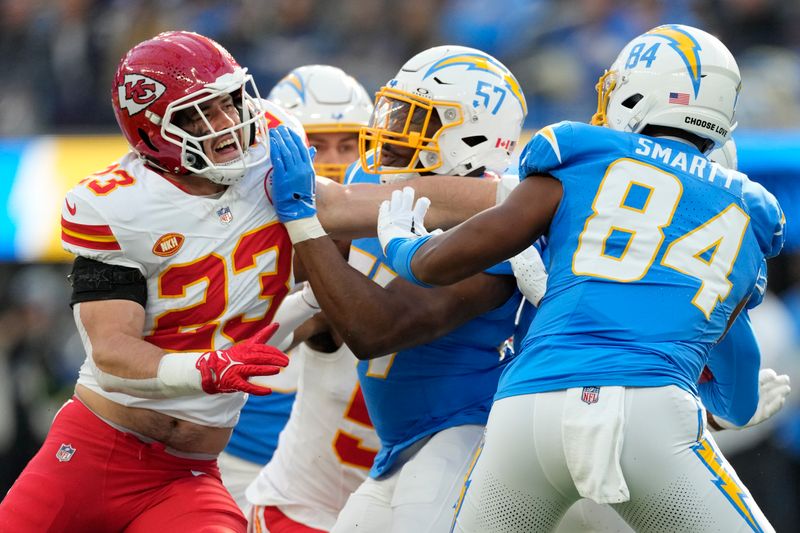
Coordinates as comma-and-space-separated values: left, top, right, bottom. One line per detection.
562, 386, 630, 504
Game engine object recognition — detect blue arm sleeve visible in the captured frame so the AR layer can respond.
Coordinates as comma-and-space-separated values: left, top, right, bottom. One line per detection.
698, 312, 760, 426
383, 235, 434, 287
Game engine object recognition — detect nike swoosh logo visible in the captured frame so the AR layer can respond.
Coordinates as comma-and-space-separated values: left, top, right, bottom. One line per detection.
190, 470, 207, 477
65, 199, 77, 216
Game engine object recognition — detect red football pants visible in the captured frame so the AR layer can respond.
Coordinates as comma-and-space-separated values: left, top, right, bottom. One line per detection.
0, 397, 246, 532
250, 505, 327, 533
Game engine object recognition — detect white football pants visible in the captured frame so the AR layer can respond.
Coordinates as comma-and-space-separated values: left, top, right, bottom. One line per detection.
453, 386, 774, 533
332, 424, 484, 533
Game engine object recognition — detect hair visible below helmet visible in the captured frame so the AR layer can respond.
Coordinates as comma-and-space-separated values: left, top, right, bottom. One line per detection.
592, 24, 740, 152
268, 65, 373, 181
360, 45, 527, 181
111, 31, 267, 185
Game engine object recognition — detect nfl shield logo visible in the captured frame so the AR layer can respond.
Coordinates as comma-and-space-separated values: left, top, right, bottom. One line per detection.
56, 443, 76, 462
581, 386, 600, 405
216, 206, 233, 225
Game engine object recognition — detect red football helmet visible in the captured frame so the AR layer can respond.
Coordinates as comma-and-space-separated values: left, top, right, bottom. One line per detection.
111, 31, 268, 185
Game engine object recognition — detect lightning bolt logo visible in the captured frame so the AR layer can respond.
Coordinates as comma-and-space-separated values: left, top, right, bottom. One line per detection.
451, 439, 484, 529
423, 54, 527, 115
276, 73, 305, 103
646, 25, 703, 98
693, 437, 764, 532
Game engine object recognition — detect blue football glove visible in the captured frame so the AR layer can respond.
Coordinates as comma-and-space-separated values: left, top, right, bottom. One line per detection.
269, 125, 317, 223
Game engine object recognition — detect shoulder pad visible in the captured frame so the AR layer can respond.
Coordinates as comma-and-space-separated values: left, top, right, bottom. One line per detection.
60, 162, 142, 269
261, 99, 306, 140
518, 121, 574, 178
741, 178, 785, 258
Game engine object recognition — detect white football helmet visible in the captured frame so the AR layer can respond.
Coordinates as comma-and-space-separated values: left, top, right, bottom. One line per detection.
360, 45, 527, 181
592, 24, 740, 151
268, 65, 373, 180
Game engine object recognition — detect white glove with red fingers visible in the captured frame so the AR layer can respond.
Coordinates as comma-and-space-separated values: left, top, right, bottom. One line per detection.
194, 323, 289, 395
710, 368, 791, 430
510, 245, 548, 306
378, 186, 441, 255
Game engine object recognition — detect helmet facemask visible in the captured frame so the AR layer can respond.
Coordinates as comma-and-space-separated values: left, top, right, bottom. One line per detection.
357, 46, 526, 183
304, 124, 362, 182
591, 70, 618, 127
359, 87, 462, 180
159, 68, 267, 185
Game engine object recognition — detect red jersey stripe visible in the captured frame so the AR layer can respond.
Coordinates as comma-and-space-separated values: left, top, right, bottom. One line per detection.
62, 231, 121, 251
61, 216, 115, 236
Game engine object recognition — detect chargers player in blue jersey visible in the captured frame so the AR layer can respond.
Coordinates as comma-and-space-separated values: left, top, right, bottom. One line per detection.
376, 25, 785, 532
267, 45, 528, 533
507, 140, 791, 533
510, 140, 790, 438
218, 65, 373, 514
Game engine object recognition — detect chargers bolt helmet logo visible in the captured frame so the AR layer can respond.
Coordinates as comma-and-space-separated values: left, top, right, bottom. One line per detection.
645, 25, 703, 98
118, 74, 166, 116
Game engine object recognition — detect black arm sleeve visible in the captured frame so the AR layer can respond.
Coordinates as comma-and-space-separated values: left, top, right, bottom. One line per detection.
68, 256, 147, 308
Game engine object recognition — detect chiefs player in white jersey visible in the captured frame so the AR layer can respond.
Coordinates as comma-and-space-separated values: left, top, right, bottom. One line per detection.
245, 69, 380, 533
0, 30, 519, 533
0, 31, 302, 532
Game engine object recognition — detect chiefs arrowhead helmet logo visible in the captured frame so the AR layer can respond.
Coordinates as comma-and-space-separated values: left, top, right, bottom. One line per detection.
118, 74, 166, 116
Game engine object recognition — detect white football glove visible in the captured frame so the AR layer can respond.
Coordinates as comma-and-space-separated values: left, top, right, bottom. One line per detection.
711, 368, 791, 430
510, 245, 548, 306
378, 186, 441, 255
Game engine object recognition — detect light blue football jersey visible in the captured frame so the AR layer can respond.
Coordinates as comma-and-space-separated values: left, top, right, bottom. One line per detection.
514, 242, 763, 426
224, 392, 295, 465
498, 121, 784, 400
345, 161, 522, 477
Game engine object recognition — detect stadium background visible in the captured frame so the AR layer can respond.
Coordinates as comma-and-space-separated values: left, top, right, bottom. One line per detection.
1, 0, 799, 527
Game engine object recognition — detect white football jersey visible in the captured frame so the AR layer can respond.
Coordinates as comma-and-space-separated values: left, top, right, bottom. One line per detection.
63, 103, 304, 427
246, 341, 380, 530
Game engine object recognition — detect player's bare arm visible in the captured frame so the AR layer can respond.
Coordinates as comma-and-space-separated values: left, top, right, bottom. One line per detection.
406, 175, 562, 286
316, 173, 499, 240
293, 235, 516, 358
269, 125, 517, 358
78, 299, 165, 378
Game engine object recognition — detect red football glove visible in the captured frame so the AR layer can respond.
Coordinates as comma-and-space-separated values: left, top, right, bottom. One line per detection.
196, 323, 289, 395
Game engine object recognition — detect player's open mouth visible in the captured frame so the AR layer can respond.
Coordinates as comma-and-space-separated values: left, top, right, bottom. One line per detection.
210, 134, 243, 163
214, 137, 238, 154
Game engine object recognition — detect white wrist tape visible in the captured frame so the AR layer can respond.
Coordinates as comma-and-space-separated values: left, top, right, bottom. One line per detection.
93, 352, 204, 398
496, 174, 521, 205
267, 286, 320, 349
285, 216, 327, 243
157, 353, 205, 395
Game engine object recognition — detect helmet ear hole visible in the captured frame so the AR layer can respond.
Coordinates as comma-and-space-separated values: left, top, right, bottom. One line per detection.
462, 135, 487, 147
138, 128, 159, 152
621, 94, 643, 109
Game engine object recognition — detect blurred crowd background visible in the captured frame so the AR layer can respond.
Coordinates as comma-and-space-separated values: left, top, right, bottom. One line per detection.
1, 0, 800, 528
3, 0, 800, 134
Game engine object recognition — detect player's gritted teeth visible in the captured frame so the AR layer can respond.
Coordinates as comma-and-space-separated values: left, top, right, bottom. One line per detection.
214, 136, 237, 154
206, 132, 243, 164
